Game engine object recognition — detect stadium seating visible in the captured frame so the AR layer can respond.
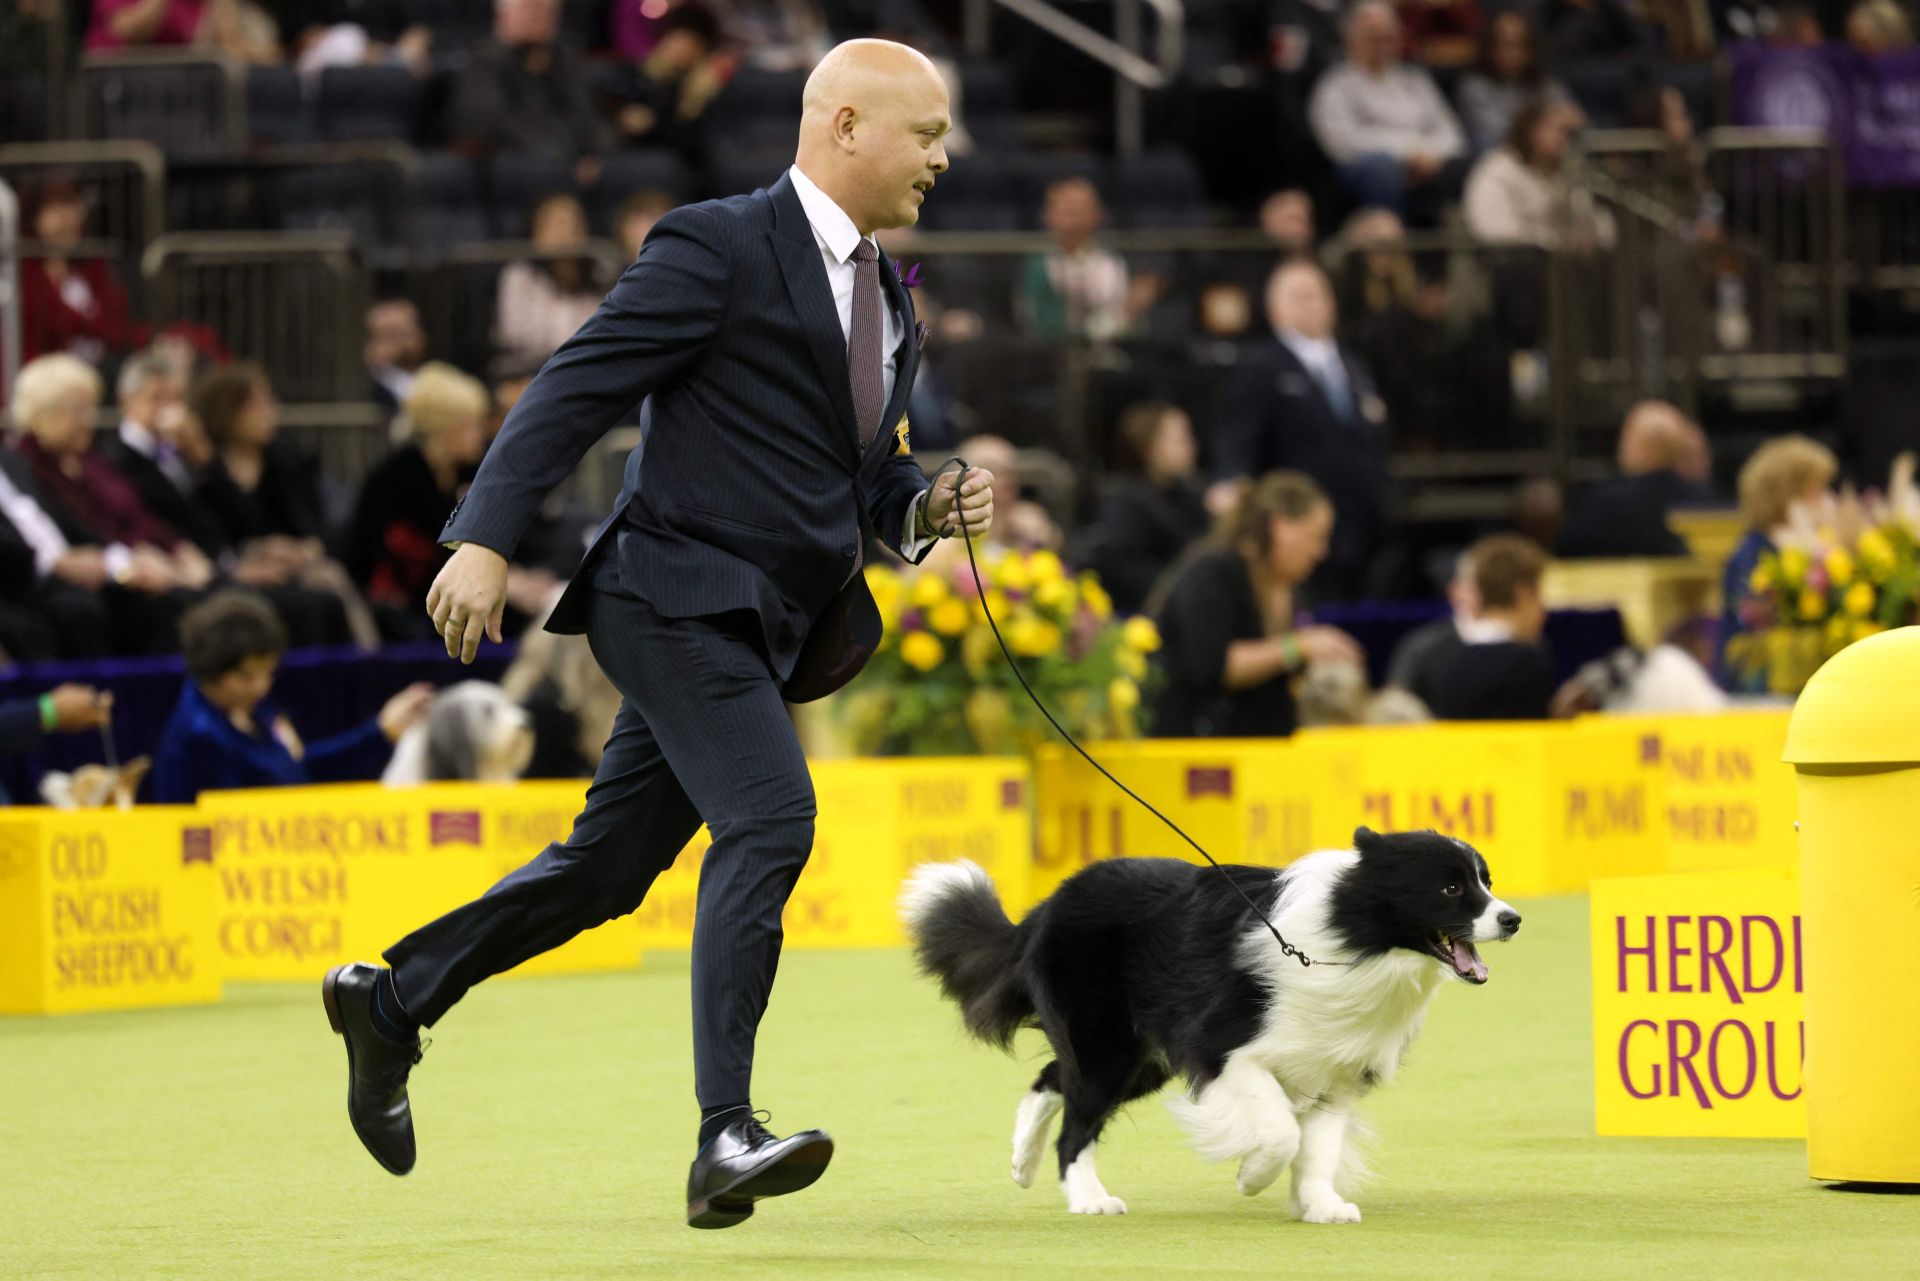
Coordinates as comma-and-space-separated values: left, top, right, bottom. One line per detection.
1113, 148, 1210, 229
245, 65, 314, 145
317, 65, 425, 144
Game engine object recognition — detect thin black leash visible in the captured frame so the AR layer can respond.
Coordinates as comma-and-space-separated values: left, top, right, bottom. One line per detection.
921, 457, 1344, 969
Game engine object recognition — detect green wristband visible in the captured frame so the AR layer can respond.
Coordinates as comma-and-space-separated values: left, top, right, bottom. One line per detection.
38, 692, 57, 732
1279, 634, 1303, 671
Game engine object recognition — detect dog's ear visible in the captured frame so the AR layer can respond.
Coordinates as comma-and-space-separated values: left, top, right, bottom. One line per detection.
1352, 825, 1384, 850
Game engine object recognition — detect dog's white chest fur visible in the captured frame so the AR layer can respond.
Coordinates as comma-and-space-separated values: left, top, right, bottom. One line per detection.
1237, 849, 1450, 1105
1245, 952, 1446, 1104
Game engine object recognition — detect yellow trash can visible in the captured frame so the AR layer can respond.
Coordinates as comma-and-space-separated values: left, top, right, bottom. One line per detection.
1782, 625, 1920, 1183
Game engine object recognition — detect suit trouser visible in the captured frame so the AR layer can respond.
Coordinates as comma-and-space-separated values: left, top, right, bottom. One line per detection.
383, 549, 816, 1109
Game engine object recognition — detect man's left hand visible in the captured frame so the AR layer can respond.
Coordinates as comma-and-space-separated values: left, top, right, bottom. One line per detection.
924, 467, 994, 539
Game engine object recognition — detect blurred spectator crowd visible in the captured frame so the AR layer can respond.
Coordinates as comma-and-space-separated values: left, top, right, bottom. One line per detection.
2, 0, 1909, 784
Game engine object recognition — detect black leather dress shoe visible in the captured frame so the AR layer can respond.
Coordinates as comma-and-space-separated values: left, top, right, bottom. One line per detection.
686, 1115, 834, 1229
322, 962, 425, 1176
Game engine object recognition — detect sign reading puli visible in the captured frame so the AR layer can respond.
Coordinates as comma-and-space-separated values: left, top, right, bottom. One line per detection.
1591, 871, 1805, 1138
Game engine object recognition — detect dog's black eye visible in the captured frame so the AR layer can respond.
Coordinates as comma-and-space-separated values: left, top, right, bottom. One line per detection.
1442, 884, 1463, 897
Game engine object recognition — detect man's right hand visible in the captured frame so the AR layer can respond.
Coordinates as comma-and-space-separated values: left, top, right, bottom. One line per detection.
427, 542, 509, 664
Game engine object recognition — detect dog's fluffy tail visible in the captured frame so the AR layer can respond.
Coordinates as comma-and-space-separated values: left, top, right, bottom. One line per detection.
899, 860, 1030, 1051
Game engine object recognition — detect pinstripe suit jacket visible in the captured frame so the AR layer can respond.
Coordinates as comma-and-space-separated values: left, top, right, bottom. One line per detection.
442, 170, 935, 696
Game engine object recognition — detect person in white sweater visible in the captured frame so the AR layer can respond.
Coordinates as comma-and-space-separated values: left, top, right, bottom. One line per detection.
1308, 0, 1469, 225
1463, 99, 1613, 250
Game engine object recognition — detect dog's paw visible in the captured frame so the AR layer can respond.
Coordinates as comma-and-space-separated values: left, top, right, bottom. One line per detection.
1296, 1197, 1361, 1225
1068, 1195, 1128, 1216
1011, 1152, 1042, 1189
1236, 1150, 1289, 1197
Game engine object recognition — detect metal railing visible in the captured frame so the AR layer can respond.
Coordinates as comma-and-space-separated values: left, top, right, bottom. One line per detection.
1561, 127, 1847, 456
78, 52, 246, 160
406, 240, 628, 382
0, 177, 19, 401
143, 230, 368, 405
57, 193, 1845, 524
0, 140, 166, 316
963, 0, 1185, 154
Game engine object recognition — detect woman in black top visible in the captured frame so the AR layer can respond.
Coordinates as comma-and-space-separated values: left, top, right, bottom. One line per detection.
345, 362, 489, 641
190, 363, 375, 648
192, 363, 329, 546
1083, 400, 1211, 616
1149, 471, 1363, 738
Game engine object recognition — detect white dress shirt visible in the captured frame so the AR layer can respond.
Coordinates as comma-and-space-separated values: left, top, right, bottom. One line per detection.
1277, 328, 1353, 420
0, 462, 71, 580
119, 418, 196, 494
787, 164, 936, 558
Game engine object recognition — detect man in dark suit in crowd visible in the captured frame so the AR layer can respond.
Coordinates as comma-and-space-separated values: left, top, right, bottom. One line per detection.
451, 0, 615, 178
363, 299, 427, 419
1557, 399, 1713, 559
321, 38, 994, 1229
99, 350, 227, 559
1210, 257, 1391, 599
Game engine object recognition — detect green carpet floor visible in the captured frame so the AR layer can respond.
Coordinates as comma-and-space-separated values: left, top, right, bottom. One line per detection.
2, 894, 1914, 1280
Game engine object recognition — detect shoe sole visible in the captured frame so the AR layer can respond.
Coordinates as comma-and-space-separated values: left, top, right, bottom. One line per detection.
323, 963, 414, 1178
686, 1135, 835, 1229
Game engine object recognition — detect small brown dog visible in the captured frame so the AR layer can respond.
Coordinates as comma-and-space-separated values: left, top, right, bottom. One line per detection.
39, 757, 152, 810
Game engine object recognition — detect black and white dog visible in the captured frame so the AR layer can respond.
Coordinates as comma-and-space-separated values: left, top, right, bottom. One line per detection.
900, 828, 1520, 1221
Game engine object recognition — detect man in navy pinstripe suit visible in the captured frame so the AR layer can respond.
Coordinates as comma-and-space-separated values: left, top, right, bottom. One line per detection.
320, 39, 995, 1228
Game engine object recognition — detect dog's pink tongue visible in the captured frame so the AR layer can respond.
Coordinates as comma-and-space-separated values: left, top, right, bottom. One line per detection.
1452, 938, 1489, 982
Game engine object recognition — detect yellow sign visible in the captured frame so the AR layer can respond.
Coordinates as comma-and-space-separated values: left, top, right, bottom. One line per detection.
1032, 739, 1323, 906
1605, 711, 1797, 873
0, 808, 221, 1015
193, 782, 639, 981
633, 757, 1032, 947
1311, 721, 1666, 898
1590, 871, 1804, 1138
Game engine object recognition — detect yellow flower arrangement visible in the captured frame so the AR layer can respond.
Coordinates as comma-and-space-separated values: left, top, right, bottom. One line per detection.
1079, 575, 1114, 620
1123, 616, 1162, 653
909, 572, 950, 609
928, 598, 971, 636
900, 631, 945, 671
1730, 467, 1920, 694
1858, 527, 1896, 580
1844, 580, 1876, 618
1006, 615, 1062, 659
1778, 546, 1809, 587
836, 550, 1161, 755
1033, 576, 1074, 612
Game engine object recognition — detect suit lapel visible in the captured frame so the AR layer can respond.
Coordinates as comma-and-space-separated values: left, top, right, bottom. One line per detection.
769, 174, 861, 462
1275, 339, 1340, 425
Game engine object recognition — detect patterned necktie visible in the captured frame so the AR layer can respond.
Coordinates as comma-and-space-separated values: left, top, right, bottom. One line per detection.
848, 239, 885, 448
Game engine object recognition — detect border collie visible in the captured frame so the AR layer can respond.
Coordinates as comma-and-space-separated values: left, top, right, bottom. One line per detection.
899, 827, 1520, 1221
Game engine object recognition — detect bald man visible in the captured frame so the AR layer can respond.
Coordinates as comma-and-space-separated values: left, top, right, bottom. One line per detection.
320, 39, 995, 1228
1557, 401, 1713, 559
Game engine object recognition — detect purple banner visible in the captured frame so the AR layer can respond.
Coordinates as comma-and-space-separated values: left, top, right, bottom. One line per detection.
1731, 43, 1920, 188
